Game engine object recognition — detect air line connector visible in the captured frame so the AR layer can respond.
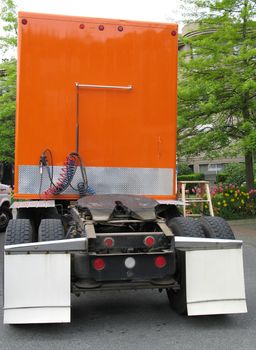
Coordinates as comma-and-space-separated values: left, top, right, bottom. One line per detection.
39, 152, 48, 174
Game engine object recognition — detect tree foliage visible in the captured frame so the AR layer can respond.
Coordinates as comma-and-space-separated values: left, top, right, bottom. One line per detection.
178, 0, 256, 189
0, 0, 17, 164
217, 162, 246, 186
177, 162, 193, 175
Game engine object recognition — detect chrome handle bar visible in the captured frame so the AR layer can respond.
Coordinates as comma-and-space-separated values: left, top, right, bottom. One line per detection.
75, 83, 132, 90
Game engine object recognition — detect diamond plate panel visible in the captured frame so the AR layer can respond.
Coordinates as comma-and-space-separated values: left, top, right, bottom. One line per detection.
18, 166, 173, 196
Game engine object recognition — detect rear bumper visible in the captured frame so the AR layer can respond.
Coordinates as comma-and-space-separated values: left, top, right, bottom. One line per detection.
72, 251, 175, 281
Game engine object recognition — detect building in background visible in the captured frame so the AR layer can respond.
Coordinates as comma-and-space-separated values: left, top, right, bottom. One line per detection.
188, 156, 244, 183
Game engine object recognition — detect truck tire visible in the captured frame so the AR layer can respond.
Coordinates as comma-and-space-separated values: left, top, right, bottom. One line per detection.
38, 219, 65, 241
166, 250, 187, 315
199, 216, 235, 240
167, 217, 205, 238
5, 219, 33, 245
0, 206, 12, 232
166, 217, 204, 315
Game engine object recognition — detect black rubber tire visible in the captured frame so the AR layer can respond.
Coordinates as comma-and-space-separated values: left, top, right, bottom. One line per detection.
166, 217, 205, 315
199, 216, 235, 240
167, 217, 205, 238
0, 206, 12, 232
38, 219, 65, 241
5, 219, 33, 245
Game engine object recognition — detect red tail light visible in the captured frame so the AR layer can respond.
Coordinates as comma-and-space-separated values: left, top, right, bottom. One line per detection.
144, 236, 155, 247
104, 237, 114, 248
154, 256, 167, 268
93, 258, 105, 271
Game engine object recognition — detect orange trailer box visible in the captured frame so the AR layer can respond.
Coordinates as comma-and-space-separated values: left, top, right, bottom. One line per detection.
15, 12, 178, 200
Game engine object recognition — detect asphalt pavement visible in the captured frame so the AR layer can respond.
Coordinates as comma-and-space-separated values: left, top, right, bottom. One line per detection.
0, 219, 255, 350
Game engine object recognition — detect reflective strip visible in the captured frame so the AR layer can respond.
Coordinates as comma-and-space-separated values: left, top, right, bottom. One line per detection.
18, 166, 173, 196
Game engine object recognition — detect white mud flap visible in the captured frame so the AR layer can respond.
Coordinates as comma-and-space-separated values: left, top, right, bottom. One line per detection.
4, 254, 71, 324
175, 237, 247, 316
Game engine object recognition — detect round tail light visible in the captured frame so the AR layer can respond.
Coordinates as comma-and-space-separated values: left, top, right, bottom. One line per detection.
104, 237, 114, 248
93, 258, 105, 271
144, 236, 155, 247
124, 257, 136, 269
154, 256, 167, 269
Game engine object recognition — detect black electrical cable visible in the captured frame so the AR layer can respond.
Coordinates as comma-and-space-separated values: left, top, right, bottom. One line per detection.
39, 149, 56, 191
43, 149, 58, 190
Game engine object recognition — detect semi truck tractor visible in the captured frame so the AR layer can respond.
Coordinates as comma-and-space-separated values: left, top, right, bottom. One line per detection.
3, 12, 247, 324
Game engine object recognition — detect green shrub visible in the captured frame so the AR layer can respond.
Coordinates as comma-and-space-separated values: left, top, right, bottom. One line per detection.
177, 173, 205, 181
216, 173, 228, 183
217, 163, 245, 186
177, 163, 193, 175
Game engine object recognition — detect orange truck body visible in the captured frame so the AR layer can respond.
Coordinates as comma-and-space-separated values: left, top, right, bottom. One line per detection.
15, 12, 178, 200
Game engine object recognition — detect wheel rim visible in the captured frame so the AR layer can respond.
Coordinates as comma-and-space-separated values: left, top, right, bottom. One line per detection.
0, 212, 8, 229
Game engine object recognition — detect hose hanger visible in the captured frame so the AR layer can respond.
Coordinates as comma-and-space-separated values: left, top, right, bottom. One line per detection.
75, 82, 133, 153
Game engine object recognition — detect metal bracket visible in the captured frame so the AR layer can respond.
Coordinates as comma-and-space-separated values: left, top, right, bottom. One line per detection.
70, 207, 85, 231
84, 221, 97, 239
157, 220, 173, 237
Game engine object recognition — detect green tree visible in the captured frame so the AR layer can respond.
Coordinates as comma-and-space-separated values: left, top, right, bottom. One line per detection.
178, 0, 256, 190
0, 0, 17, 164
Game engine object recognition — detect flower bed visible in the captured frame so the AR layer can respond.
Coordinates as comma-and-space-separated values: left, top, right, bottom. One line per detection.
187, 184, 256, 219
210, 184, 256, 219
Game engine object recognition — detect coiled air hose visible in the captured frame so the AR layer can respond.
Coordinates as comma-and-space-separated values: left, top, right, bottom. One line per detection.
77, 181, 96, 196
41, 151, 95, 197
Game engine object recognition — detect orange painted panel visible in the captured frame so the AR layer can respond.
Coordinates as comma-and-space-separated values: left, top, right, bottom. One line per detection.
15, 12, 178, 199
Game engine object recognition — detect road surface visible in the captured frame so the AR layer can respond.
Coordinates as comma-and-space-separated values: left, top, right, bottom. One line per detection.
0, 220, 255, 350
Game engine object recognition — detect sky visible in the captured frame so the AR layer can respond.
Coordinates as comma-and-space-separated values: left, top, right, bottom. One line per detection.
1, 0, 183, 61
16, 0, 182, 25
